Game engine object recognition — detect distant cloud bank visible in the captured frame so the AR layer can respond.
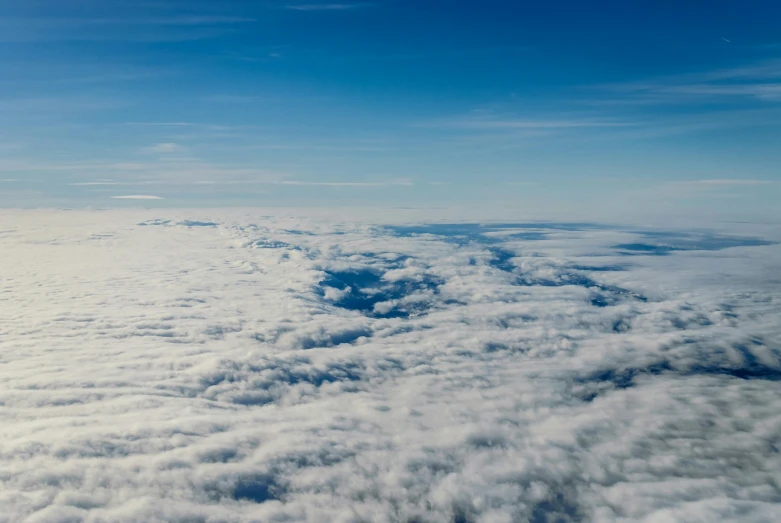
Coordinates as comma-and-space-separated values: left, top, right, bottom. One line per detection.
110, 194, 165, 199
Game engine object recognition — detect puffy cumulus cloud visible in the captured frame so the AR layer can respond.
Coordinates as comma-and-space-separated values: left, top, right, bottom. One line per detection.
0, 210, 779, 522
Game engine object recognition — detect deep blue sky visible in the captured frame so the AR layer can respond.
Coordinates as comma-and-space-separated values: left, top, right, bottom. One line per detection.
1, 0, 780, 212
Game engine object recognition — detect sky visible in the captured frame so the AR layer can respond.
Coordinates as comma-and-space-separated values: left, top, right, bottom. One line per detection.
1, 0, 781, 213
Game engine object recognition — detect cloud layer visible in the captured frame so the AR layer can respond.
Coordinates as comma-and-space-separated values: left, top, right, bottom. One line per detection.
0, 210, 779, 522
110, 195, 165, 200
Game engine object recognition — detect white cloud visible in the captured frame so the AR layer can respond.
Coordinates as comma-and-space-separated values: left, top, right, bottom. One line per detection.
0, 15, 256, 43
598, 59, 781, 103
286, 3, 372, 11
141, 142, 180, 154
125, 121, 199, 127
671, 179, 777, 186
0, 210, 779, 521
110, 195, 165, 200
280, 179, 412, 186
419, 117, 634, 130
70, 180, 120, 186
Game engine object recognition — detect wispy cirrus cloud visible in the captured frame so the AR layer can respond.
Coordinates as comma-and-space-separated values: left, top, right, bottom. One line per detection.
0, 14, 255, 43
192, 180, 270, 185
125, 122, 200, 127
417, 117, 634, 130
1, 157, 283, 188
280, 179, 412, 186
70, 181, 121, 186
141, 142, 181, 154
597, 59, 781, 103
654, 83, 781, 101
0, 15, 255, 28
110, 194, 165, 200
70, 178, 410, 188
285, 3, 373, 11
249, 143, 390, 152
670, 179, 778, 186
0, 96, 123, 114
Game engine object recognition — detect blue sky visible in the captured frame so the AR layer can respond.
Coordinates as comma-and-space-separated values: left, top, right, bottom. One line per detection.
1, 0, 780, 212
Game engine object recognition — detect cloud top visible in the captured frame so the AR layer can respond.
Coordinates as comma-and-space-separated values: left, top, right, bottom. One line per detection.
0, 209, 779, 522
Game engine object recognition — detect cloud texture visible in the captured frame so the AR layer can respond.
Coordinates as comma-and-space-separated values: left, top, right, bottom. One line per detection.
0, 210, 779, 522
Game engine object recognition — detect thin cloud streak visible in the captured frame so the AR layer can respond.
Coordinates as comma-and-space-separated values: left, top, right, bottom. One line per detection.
671, 179, 778, 186
141, 143, 181, 154
596, 59, 781, 103
110, 195, 165, 200
126, 122, 200, 127
286, 4, 373, 11
280, 180, 412, 186
70, 181, 121, 186
601, 60, 781, 90
0, 16, 249, 43
249, 144, 391, 152
417, 118, 635, 130
1, 16, 256, 27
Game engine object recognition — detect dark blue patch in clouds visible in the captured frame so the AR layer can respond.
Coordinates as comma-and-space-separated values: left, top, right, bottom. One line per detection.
612, 319, 632, 333
692, 364, 781, 381
578, 349, 781, 401
590, 293, 611, 308
614, 243, 681, 255
358, 252, 413, 267
510, 268, 647, 305
322, 269, 443, 319
497, 231, 550, 241
385, 223, 773, 257
452, 507, 475, 523
232, 474, 281, 503
377, 223, 768, 317
530, 491, 582, 523
579, 361, 675, 391
278, 362, 363, 388
248, 239, 289, 249
296, 326, 374, 350
178, 220, 218, 227
570, 264, 627, 272
385, 223, 553, 245
485, 248, 645, 306
488, 248, 517, 273
324, 269, 383, 291
615, 232, 773, 255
